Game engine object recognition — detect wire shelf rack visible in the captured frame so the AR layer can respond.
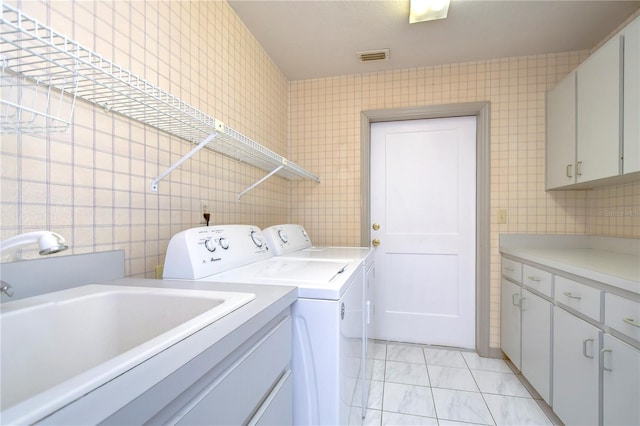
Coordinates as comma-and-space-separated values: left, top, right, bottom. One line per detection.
0, 3, 320, 187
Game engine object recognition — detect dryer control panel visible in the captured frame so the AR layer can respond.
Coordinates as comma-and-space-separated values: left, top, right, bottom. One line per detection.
262, 224, 312, 256
163, 225, 272, 280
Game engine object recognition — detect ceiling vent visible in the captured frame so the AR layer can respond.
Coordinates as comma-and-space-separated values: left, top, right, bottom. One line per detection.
357, 49, 389, 62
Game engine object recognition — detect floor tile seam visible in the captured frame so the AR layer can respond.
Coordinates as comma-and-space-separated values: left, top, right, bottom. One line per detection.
478, 390, 534, 399
463, 358, 499, 426
422, 346, 440, 423
385, 359, 428, 365
380, 409, 438, 420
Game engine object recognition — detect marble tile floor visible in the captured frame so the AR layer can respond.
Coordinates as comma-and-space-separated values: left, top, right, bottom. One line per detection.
350, 341, 561, 426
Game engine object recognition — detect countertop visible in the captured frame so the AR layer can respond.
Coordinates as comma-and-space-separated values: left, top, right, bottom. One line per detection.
2, 278, 297, 425
499, 234, 640, 295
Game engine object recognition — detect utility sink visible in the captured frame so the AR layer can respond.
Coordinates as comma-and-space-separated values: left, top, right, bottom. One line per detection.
0, 284, 255, 418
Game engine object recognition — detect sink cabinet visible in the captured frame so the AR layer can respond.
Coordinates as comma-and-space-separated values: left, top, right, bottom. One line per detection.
97, 315, 293, 426
31, 287, 295, 426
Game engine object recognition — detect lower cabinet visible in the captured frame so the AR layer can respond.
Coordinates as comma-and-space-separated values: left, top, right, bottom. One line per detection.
500, 278, 521, 369
500, 246, 639, 426
553, 307, 600, 426
175, 316, 292, 425
520, 289, 552, 404
602, 334, 640, 426
98, 314, 293, 426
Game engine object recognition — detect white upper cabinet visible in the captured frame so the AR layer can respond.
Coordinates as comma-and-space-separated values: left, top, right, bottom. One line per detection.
546, 15, 640, 190
623, 16, 640, 174
546, 71, 576, 190
576, 35, 622, 183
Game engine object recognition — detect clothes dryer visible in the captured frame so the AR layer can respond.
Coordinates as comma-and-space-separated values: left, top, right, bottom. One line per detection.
163, 225, 364, 425
262, 224, 375, 420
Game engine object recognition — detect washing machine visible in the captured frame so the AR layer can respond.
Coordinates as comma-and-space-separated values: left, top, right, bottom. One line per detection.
162, 225, 364, 425
262, 224, 375, 420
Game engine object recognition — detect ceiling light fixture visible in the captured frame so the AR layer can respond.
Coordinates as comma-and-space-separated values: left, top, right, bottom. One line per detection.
410, 0, 450, 23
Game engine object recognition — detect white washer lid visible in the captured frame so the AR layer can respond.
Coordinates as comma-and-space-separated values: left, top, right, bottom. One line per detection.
199, 258, 354, 300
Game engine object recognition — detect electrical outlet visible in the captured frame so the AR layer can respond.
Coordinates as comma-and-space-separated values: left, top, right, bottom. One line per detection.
497, 209, 507, 224
200, 200, 209, 214
155, 265, 164, 279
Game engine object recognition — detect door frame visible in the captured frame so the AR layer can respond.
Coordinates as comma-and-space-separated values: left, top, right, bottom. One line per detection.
360, 102, 493, 358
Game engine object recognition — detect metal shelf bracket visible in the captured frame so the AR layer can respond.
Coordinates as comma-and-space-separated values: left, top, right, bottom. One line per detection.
237, 164, 285, 200
151, 132, 218, 192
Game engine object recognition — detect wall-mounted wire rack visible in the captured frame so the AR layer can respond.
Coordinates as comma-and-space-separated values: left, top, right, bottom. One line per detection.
0, 3, 320, 195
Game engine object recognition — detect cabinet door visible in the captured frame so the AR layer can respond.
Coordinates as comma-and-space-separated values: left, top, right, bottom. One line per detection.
576, 35, 622, 182
520, 289, 552, 403
546, 71, 577, 189
624, 16, 640, 174
553, 307, 600, 426
602, 334, 640, 426
500, 279, 521, 369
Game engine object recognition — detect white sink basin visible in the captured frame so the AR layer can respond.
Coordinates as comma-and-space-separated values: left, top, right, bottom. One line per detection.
0, 284, 255, 420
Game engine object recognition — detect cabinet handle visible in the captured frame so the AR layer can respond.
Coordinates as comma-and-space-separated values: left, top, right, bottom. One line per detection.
566, 164, 573, 178
623, 318, 640, 328
576, 161, 583, 177
519, 297, 526, 311
512, 293, 521, 307
562, 291, 582, 300
504, 266, 514, 273
527, 276, 541, 282
582, 338, 595, 359
601, 349, 613, 372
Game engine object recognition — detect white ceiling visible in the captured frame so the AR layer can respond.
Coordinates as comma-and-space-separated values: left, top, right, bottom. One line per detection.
228, 0, 640, 80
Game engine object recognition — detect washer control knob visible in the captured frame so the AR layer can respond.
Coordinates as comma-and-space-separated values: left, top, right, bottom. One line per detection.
219, 237, 229, 250
250, 230, 264, 248
278, 230, 288, 243
204, 239, 216, 252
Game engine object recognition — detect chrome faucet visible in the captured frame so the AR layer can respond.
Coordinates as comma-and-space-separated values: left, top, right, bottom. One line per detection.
1, 280, 14, 297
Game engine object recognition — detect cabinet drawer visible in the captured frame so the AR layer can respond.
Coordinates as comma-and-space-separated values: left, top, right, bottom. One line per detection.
176, 316, 292, 425
555, 276, 601, 322
502, 258, 522, 283
522, 265, 552, 297
605, 293, 640, 342
249, 370, 293, 426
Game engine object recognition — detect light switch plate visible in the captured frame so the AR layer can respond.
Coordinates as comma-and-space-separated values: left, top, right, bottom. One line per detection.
497, 209, 507, 224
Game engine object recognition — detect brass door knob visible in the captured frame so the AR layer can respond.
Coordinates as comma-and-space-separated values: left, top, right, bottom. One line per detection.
372, 238, 381, 247
372, 223, 380, 230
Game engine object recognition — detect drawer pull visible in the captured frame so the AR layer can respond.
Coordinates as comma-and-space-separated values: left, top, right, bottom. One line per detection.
582, 338, 595, 359
527, 276, 541, 282
623, 317, 640, 328
504, 266, 514, 273
601, 349, 613, 372
562, 291, 582, 300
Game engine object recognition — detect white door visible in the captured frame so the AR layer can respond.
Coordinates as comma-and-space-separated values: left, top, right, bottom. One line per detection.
370, 116, 476, 348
